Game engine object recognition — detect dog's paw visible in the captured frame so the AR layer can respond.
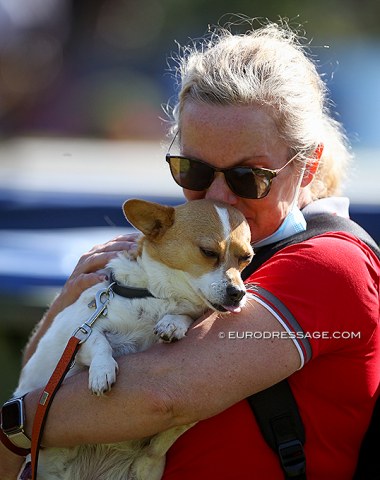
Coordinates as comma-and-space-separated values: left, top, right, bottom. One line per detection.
154, 315, 192, 343
88, 358, 119, 395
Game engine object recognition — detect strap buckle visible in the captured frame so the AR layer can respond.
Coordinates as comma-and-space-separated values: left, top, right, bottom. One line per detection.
278, 439, 306, 477
72, 323, 92, 344
71, 285, 114, 344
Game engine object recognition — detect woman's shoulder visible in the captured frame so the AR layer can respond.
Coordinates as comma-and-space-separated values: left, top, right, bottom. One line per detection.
247, 231, 379, 355
255, 230, 379, 283
249, 230, 380, 314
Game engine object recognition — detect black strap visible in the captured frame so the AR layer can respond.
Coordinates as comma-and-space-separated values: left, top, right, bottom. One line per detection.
243, 213, 380, 479
353, 396, 380, 479
247, 381, 306, 479
110, 272, 155, 299
243, 214, 380, 281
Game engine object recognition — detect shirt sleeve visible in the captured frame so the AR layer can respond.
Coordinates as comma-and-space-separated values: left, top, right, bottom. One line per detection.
246, 285, 312, 368
245, 232, 380, 361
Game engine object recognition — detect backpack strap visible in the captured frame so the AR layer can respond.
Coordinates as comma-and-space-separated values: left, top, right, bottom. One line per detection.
353, 395, 380, 480
243, 213, 380, 479
243, 213, 380, 280
246, 381, 307, 479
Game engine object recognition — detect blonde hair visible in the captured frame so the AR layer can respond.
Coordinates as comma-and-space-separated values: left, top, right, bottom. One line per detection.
170, 19, 352, 199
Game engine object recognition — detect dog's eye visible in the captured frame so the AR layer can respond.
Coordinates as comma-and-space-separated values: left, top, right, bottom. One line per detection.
200, 247, 219, 259
239, 254, 253, 264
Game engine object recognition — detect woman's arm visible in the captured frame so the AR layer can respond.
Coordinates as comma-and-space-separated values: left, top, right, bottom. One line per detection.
24, 299, 300, 447
0, 442, 24, 480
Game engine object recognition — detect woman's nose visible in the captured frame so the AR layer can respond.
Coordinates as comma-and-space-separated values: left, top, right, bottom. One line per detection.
204, 172, 238, 204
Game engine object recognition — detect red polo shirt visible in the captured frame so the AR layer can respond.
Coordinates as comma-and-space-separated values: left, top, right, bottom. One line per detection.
163, 232, 380, 479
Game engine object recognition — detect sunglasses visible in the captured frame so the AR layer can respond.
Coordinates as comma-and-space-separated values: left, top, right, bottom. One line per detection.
166, 152, 299, 200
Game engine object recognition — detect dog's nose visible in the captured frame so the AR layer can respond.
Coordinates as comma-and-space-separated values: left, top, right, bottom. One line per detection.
226, 285, 246, 304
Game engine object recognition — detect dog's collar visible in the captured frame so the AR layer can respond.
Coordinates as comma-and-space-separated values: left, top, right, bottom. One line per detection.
109, 272, 155, 299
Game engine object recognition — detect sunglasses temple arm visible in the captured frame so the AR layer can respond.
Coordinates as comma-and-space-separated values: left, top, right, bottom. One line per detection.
167, 130, 179, 153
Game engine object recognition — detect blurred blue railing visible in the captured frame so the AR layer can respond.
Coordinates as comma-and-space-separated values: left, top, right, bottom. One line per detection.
0, 189, 379, 300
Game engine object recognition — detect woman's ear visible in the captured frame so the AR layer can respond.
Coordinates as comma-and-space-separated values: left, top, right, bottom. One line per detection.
301, 143, 324, 186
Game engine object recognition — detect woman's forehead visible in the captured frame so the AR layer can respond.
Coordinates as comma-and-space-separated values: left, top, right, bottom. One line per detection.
179, 102, 288, 166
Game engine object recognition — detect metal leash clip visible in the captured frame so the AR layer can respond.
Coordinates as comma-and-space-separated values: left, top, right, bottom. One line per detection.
71, 283, 115, 344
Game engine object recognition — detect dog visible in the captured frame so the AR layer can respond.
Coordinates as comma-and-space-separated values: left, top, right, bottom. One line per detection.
15, 198, 253, 480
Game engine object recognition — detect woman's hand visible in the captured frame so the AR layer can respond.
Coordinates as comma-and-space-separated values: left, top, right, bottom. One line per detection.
58, 232, 141, 311
23, 232, 141, 362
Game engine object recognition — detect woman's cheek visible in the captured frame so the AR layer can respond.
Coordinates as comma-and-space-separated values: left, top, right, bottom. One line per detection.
183, 189, 206, 201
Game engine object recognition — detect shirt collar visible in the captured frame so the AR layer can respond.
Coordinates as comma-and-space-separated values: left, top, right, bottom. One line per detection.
301, 196, 350, 220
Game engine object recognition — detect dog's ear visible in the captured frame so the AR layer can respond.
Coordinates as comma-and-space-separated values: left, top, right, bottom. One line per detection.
123, 199, 175, 240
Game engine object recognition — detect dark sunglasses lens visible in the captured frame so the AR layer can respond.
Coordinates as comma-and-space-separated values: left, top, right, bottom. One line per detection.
168, 157, 214, 191
226, 168, 272, 199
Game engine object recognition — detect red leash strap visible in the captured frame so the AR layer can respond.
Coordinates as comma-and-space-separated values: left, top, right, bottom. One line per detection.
30, 335, 82, 480
29, 285, 114, 480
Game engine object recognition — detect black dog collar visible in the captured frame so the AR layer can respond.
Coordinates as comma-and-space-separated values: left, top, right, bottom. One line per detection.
109, 272, 155, 299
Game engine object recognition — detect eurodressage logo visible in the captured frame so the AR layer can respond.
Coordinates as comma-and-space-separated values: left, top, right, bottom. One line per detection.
218, 331, 361, 340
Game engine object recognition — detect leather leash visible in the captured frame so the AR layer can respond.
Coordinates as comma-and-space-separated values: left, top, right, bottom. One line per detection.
30, 284, 115, 480
31, 336, 82, 479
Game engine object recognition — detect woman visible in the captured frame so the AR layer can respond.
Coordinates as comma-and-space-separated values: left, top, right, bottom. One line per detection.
1, 19, 379, 479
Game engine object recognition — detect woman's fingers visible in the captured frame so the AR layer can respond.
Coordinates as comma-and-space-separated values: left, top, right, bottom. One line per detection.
85, 233, 141, 259
75, 233, 141, 273
60, 271, 108, 306
55, 232, 142, 311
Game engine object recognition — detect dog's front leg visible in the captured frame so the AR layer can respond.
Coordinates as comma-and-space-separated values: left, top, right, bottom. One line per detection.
76, 331, 119, 395
153, 314, 194, 342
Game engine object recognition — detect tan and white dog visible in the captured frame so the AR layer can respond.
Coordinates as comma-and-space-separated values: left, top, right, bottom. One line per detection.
15, 198, 253, 480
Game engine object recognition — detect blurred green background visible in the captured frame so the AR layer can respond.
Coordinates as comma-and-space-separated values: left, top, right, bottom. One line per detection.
1, 0, 380, 143
1, 0, 379, 404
